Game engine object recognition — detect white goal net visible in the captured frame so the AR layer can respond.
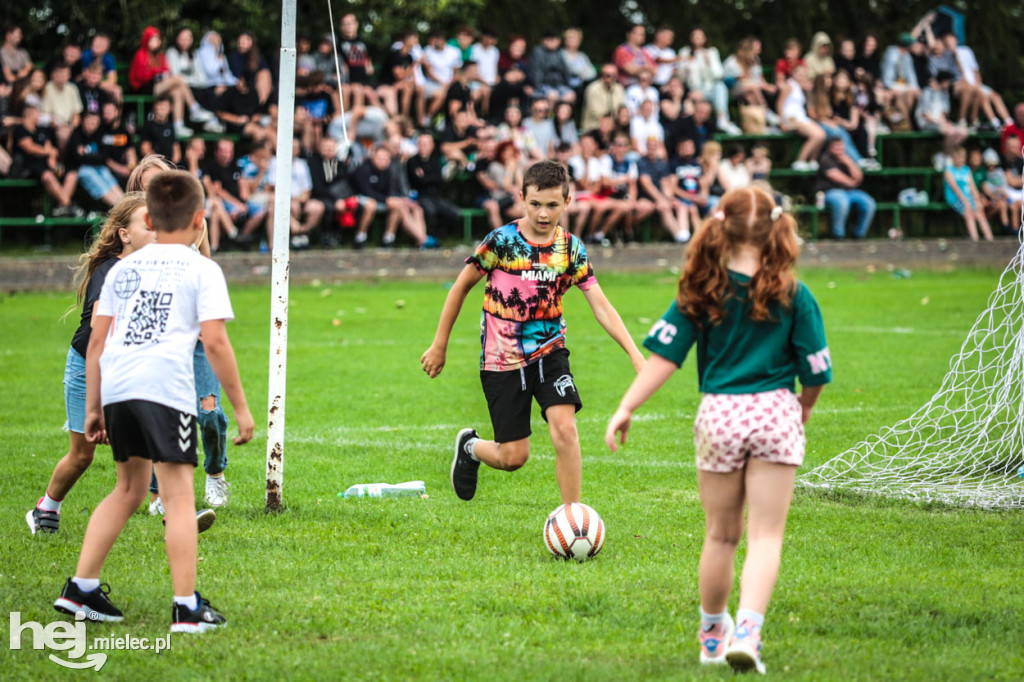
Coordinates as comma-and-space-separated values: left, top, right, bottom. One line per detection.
799, 231, 1024, 510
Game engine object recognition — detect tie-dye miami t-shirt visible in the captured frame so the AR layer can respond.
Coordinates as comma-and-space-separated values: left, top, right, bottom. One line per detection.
467, 222, 596, 371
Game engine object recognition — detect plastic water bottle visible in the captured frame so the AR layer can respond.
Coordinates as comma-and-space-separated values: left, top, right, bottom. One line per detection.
340, 481, 426, 499
815, 191, 825, 210
1018, 463, 1024, 479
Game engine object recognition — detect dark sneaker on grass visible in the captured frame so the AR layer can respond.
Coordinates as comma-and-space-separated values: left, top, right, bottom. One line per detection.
451, 428, 480, 501
161, 508, 217, 533
27, 503, 60, 535
54, 579, 123, 622
171, 593, 227, 633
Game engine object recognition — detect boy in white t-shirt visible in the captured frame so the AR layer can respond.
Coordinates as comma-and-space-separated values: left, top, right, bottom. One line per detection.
54, 170, 254, 633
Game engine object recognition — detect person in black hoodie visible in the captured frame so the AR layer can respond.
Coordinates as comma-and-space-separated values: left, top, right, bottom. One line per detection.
309, 136, 375, 247
66, 110, 124, 208
407, 133, 461, 237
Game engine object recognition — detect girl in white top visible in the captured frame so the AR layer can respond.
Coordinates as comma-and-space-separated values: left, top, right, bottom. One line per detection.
679, 28, 739, 134
777, 65, 826, 170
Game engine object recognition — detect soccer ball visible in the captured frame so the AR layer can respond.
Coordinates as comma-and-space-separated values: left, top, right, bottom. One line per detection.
543, 503, 605, 561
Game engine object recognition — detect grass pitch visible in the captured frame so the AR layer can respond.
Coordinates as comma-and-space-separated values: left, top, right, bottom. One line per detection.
2, 266, 1023, 680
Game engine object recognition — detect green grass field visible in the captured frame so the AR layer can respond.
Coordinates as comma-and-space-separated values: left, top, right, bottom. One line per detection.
2, 267, 1023, 680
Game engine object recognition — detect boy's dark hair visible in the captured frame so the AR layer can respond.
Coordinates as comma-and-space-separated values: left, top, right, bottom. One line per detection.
153, 93, 173, 107
522, 160, 570, 199
146, 170, 205, 232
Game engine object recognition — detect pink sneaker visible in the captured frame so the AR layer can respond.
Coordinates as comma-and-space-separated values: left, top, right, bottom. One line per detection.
725, 619, 766, 674
698, 612, 734, 665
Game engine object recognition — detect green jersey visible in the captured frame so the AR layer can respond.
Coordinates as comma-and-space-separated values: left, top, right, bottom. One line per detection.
643, 271, 832, 394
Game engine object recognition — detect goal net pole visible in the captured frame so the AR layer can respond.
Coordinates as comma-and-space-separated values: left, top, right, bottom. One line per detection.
266, 0, 297, 512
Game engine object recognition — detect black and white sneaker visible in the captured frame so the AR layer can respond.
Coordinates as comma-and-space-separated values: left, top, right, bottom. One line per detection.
54, 578, 124, 622
27, 503, 60, 535
171, 593, 227, 633
451, 428, 480, 501
161, 508, 217, 533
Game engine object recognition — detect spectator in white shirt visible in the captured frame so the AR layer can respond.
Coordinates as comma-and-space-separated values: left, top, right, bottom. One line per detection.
624, 68, 659, 115
422, 30, 462, 125
943, 32, 1012, 131
644, 27, 678, 89
630, 98, 664, 154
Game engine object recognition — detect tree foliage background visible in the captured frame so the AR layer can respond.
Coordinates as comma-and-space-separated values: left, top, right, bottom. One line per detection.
4, 0, 1023, 102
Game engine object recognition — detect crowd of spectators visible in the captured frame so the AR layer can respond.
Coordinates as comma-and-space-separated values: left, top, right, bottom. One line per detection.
1, 14, 1021, 248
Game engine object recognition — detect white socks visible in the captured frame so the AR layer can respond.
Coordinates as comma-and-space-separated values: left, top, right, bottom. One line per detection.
174, 593, 198, 611
72, 577, 100, 592
700, 607, 727, 630
736, 608, 765, 629
466, 437, 480, 462
39, 493, 62, 513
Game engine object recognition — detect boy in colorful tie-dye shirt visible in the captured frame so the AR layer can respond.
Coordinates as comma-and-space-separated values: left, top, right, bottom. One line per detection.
422, 160, 645, 504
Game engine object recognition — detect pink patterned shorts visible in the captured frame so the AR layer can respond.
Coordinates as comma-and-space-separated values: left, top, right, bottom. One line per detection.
693, 388, 805, 473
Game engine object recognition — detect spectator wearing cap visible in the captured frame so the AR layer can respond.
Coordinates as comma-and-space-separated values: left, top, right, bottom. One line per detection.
816, 135, 876, 239
613, 24, 656, 87
881, 33, 921, 118
530, 31, 575, 106
582, 64, 625, 132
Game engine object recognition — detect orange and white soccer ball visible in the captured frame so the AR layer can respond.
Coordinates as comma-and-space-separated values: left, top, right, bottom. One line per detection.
544, 503, 605, 561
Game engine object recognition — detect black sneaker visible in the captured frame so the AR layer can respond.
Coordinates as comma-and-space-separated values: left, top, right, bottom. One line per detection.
26, 503, 60, 535
451, 428, 480, 501
161, 508, 217, 533
171, 592, 227, 633
54, 579, 124, 622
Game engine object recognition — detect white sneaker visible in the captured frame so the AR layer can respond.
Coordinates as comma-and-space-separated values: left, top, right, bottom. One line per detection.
149, 497, 165, 515
173, 122, 195, 138
189, 106, 215, 123
791, 160, 811, 171
806, 160, 819, 171
718, 120, 743, 136
933, 152, 949, 172
203, 118, 225, 133
205, 476, 230, 508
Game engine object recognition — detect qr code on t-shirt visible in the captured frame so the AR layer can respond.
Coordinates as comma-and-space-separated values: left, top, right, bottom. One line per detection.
124, 290, 173, 345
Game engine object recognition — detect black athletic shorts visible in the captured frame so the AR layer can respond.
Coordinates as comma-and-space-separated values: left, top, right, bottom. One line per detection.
104, 400, 198, 466
480, 348, 582, 443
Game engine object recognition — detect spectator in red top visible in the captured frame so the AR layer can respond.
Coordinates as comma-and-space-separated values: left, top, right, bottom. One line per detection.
1002, 103, 1024, 156
613, 24, 656, 87
129, 26, 216, 138
774, 39, 804, 86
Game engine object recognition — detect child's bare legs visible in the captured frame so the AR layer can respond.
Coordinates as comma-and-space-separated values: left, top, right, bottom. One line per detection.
737, 459, 796, 615
546, 404, 581, 504
697, 468, 745, 614
46, 432, 97, 503
572, 202, 592, 236
154, 462, 198, 597
75, 457, 151, 578
794, 120, 826, 162
962, 208, 979, 241
964, 207, 993, 242
471, 437, 530, 472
